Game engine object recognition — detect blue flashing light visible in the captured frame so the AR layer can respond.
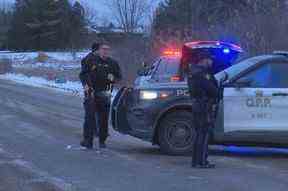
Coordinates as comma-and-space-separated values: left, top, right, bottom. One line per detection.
223, 48, 230, 54
223, 146, 288, 156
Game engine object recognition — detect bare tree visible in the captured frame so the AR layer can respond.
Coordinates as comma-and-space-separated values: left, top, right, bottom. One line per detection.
107, 0, 153, 33
81, 2, 98, 26
0, 0, 13, 12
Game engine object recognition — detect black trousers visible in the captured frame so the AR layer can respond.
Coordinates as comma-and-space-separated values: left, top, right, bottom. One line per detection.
82, 92, 110, 146
192, 108, 210, 166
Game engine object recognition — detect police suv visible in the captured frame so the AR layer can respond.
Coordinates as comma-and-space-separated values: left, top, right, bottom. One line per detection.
111, 41, 288, 155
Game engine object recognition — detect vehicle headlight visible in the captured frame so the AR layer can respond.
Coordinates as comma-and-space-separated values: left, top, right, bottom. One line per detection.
140, 90, 172, 100
140, 91, 158, 100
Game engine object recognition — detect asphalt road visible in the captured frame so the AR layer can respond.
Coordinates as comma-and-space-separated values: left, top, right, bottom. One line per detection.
0, 79, 288, 191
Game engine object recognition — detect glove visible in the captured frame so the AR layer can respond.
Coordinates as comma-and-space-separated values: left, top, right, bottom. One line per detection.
84, 85, 94, 98
107, 73, 115, 83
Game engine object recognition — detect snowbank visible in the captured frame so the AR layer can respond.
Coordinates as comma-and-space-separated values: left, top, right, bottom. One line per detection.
14, 62, 81, 70
0, 73, 83, 96
0, 51, 89, 70
0, 73, 118, 98
0, 51, 88, 62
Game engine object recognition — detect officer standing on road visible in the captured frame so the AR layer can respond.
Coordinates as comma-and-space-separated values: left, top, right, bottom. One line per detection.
79, 42, 122, 149
182, 50, 219, 168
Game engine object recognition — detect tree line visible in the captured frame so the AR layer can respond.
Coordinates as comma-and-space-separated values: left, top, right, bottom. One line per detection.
0, 1, 12, 50
1, 0, 287, 56
6, 0, 86, 51
152, 0, 288, 56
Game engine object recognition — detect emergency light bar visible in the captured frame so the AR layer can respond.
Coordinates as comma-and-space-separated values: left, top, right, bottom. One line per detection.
182, 41, 243, 74
162, 50, 181, 57
273, 51, 288, 56
223, 48, 230, 54
184, 41, 243, 53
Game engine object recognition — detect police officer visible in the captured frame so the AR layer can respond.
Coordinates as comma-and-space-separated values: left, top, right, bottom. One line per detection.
79, 42, 122, 149
183, 51, 219, 168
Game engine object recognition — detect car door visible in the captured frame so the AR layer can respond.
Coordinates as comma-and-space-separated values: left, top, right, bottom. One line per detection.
111, 59, 160, 134
127, 57, 183, 132
111, 57, 182, 134
223, 59, 288, 136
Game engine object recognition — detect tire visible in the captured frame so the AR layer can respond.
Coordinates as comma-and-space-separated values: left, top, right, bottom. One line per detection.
158, 110, 195, 155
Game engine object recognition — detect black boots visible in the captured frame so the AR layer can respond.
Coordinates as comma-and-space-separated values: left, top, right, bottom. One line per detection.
192, 161, 215, 169
99, 143, 107, 149
80, 140, 93, 149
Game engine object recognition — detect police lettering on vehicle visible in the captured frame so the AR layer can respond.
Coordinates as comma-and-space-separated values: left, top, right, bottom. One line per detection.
245, 90, 273, 120
251, 113, 272, 120
246, 97, 272, 108
246, 90, 272, 108
176, 89, 189, 96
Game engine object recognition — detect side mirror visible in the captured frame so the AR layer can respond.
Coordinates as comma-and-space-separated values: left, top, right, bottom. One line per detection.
137, 62, 152, 76
142, 61, 148, 68
233, 78, 252, 89
137, 62, 147, 76
219, 71, 229, 85
137, 68, 146, 76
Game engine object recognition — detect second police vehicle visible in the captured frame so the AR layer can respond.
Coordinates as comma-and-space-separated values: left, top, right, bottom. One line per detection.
111, 41, 288, 155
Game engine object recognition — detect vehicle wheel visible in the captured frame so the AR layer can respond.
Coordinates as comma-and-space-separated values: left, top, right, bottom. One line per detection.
158, 111, 195, 155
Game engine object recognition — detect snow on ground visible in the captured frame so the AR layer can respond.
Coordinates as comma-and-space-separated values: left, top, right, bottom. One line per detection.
0, 51, 89, 70
0, 52, 38, 63
40, 51, 88, 61
14, 61, 81, 70
0, 73, 118, 98
0, 51, 88, 62
0, 73, 84, 96
0, 51, 119, 97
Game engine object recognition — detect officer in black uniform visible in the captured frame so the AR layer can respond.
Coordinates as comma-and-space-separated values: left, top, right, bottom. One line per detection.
79, 42, 122, 149
182, 50, 219, 168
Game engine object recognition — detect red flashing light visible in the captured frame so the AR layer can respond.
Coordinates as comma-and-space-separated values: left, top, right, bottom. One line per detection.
162, 50, 181, 57
230, 44, 243, 52
170, 75, 181, 82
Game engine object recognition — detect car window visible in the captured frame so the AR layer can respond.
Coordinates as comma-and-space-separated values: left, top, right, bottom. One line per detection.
146, 59, 160, 76
236, 63, 271, 88
235, 61, 288, 88
152, 57, 180, 82
216, 55, 275, 80
268, 63, 288, 88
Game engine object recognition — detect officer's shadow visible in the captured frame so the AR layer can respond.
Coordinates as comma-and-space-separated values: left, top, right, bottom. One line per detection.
209, 145, 288, 158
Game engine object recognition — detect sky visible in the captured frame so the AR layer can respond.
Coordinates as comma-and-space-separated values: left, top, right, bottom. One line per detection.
1, 0, 163, 26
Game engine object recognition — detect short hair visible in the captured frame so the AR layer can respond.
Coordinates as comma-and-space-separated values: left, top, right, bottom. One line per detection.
98, 41, 109, 48
91, 42, 100, 52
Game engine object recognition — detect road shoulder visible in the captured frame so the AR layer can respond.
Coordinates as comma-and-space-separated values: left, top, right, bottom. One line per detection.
0, 147, 74, 191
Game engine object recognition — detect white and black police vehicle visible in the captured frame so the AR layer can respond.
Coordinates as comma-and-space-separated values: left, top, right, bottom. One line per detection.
111, 41, 288, 155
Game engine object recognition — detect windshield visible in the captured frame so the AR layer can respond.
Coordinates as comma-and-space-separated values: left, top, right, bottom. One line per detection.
152, 57, 180, 82
215, 55, 276, 80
